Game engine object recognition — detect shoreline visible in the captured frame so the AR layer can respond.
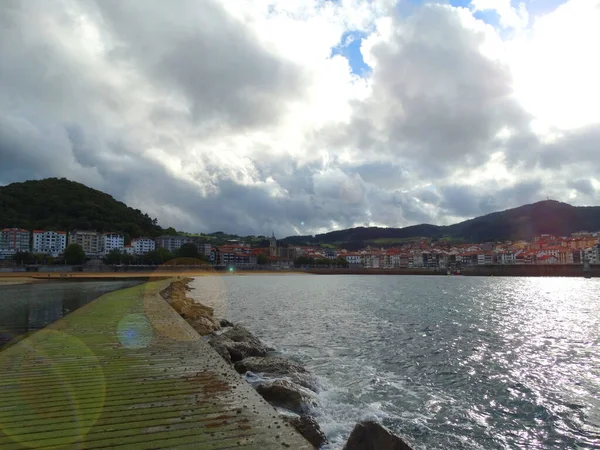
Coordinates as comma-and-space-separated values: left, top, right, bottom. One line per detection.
161, 277, 416, 449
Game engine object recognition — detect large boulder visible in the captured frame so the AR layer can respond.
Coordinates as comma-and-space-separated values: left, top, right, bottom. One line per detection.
186, 316, 220, 336
170, 297, 193, 314
207, 334, 267, 363
226, 341, 267, 362
234, 356, 307, 375
284, 415, 328, 449
255, 380, 320, 415
222, 325, 267, 350
219, 318, 234, 327
234, 356, 320, 392
343, 421, 414, 450
181, 303, 214, 320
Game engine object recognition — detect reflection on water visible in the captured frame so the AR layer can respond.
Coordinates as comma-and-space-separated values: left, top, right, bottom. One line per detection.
0, 280, 141, 348
194, 274, 600, 450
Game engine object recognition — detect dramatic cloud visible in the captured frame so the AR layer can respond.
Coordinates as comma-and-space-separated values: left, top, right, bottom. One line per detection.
1, 0, 599, 236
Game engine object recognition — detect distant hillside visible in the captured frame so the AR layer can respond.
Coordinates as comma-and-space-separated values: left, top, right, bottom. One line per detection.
281, 200, 600, 247
0, 178, 164, 238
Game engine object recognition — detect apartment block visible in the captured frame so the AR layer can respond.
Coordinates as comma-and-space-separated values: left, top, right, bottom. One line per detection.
103, 233, 125, 254
32, 230, 67, 256
154, 235, 194, 253
0, 228, 30, 257
131, 237, 156, 255
68, 230, 102, 256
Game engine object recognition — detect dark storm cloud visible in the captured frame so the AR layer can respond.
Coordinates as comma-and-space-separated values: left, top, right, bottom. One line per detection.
339, 4, 532, 177
1, 0, 598, 236
437, 180, 543, 218
94, 0, 307, 131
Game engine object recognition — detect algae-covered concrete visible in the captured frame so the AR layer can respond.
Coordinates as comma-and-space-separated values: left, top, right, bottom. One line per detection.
0, 280, 313, 449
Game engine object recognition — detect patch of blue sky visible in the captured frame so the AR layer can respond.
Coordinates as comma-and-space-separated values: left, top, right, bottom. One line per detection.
330, 30, 371, 77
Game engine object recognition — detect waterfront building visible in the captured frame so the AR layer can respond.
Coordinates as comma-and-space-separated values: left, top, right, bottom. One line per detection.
123, 245, 135, 255
217, 245, 257, 267
32, 230, 67, 256
0, 228, 30, 258
154, 235, 195, 253
131, 237, 156, 255
103, 233, 125, 254
68, 230, 102, 256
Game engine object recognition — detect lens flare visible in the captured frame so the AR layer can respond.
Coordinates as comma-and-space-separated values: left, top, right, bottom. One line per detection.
116, 313, 152, 349
0, 330, 105, 448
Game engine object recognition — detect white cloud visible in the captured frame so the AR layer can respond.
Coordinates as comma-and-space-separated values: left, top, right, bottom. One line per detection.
1, 0, 599, 236
507, 0, 600, 130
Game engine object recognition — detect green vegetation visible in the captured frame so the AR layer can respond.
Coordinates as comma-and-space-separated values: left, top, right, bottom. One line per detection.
0, 178, 163, 237
256, 253, 269, 265
64, 243, 86, 265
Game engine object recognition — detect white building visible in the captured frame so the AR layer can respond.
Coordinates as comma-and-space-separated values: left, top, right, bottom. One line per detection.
131, 237, 156, 255
32, 230, 67, 257
344, 253, 362, 267
103, 233, 124, 254
123, 245, 135, 255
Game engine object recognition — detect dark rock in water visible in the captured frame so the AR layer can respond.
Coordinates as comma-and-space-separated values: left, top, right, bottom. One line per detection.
235, 356, 307, 375
255, 380, 320, 415
222, 325, 267, 350
226, 341, 267, 362
343, 421, 414, 450
234, 356, 320, 393
207, 333, 267, 363
219, 318, 234, 327
284, 414, 328, 449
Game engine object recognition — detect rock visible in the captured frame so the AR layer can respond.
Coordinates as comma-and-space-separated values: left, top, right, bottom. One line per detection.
219, 318, 234, 327
343, 421, 414, 450
170, 297, 193, 314
181, 303, 214, 319
186, 316, 220, 336
222, 325, 266, 349
226, 341, 267, 362
284, 415, 328, 449
234, 356, 307, 375
255, 380, 320, 415
207, 335, 232, 364
207, 334, 266, 363
234, 356, 320, 393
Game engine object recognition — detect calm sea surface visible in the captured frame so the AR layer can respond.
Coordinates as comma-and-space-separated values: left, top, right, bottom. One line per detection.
190, 275, 600, 449
0, 280, 142, 348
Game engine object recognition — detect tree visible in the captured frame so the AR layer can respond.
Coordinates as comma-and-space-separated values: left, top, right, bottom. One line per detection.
143, 248, 173, 265
14, 251, 34, 265
257, 253, 269, 265
64, 243, 86, 265
294, 256, 315, 268
177, 243, 200, 259
105, 249, 124, 265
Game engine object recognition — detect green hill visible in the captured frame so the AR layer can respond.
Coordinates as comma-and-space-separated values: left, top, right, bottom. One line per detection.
0, 178, 164, 238
281, 200, 600, 246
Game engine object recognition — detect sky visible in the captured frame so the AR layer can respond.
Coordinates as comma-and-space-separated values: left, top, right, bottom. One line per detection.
1, 0, 599, 237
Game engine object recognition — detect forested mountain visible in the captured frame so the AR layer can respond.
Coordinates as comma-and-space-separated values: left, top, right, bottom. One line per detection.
281, 201, 600, 247
2, 178, 599, 247
0, 178, 163, 238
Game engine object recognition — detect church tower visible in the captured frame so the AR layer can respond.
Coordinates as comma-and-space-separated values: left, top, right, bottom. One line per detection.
269, 231, 278, 257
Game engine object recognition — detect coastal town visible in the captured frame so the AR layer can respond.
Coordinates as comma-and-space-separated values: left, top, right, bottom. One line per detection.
2, 227, 600, 269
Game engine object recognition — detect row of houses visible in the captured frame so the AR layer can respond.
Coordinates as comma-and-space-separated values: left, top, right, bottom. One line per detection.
0, 228, 157, 259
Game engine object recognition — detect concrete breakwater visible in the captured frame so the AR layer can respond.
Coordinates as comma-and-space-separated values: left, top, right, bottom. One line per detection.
162, 277, 416, 450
